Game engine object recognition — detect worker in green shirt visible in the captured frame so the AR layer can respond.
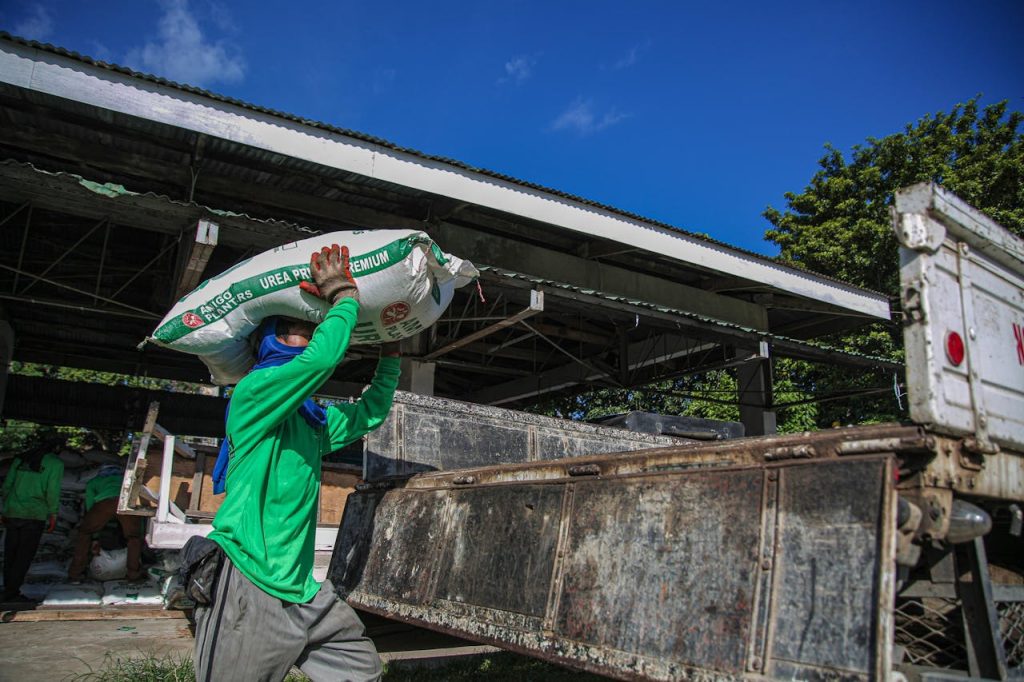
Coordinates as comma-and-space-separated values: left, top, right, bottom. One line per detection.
67, 463, 144, 583
2, 434, 65, 603
193, 244, 401, 682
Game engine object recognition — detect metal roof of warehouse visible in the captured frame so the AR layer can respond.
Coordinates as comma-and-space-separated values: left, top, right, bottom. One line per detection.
0, 158, 899, 371
0, 33, 890, 320
0, 33, 847, 269
0, 33, 899, 414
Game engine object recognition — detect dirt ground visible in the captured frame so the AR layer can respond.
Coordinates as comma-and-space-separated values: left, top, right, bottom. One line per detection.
0, 614, 502, 681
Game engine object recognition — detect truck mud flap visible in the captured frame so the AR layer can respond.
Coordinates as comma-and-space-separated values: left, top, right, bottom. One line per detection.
331, 455, 897, 681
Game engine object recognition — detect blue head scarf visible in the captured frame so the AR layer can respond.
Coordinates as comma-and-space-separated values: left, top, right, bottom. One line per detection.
211, 317, 327, 494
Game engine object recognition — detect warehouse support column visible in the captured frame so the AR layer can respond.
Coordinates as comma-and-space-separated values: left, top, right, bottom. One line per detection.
400, 359, 435, 396
736, 342, 776, 436
0, 319, 13, 419
398, 333, 435, 396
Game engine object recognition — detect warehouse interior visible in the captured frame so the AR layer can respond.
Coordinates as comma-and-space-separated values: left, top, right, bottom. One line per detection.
0, 33, 895, 441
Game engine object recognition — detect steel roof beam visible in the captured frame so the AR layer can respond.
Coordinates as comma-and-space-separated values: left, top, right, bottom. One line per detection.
434, 222, 771, 331
487, 271, 903, 370
20, 216, 105, 294
468, 332, 715, 405
422, 290, 544, 362
0, 262, 160, 317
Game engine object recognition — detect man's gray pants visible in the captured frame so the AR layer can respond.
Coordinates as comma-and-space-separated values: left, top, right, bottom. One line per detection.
193, 556, 382, 682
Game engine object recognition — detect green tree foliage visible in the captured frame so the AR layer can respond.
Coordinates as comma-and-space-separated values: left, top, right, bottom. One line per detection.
535, 99, 1021, 431
764, 98, 1023, 294
762, 98, 1022, 426
532, 362, 818, 435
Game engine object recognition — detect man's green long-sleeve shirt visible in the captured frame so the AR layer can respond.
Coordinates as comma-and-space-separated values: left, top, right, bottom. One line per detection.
84, 474, 123, 511
208, 299, 401, 603
2, 453, 64, 520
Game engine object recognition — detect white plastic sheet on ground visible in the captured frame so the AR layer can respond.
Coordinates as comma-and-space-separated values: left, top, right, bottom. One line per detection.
148, 229, 478, 384
101, 580, 163, 606
42, 583, 103, 607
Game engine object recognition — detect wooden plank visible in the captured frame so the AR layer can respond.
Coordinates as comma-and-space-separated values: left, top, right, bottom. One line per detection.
190, 451, 206, 512
118, 401, 160, 514
319, 469, 359, 525
140, 486, 186, 522
1, 608, 188, 623
152, 424, 197, 460
194, 454, 224, 516
136, 444, 220, 516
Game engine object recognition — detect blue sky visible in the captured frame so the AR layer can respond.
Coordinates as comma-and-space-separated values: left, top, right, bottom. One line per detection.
2, 1, 1022, 255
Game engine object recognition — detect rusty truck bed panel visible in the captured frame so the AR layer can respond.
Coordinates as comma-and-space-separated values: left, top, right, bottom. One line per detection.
364, 391, 682, 481
331, 441, 897, 681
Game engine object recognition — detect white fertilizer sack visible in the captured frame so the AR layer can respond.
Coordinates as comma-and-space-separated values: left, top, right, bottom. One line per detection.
26, 560, 69, 581
90, 547, 128, 581
20, 582, 55, 601
149, 229, 478, 385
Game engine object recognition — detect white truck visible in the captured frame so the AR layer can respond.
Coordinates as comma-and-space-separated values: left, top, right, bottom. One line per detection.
329, 184, 1024, 681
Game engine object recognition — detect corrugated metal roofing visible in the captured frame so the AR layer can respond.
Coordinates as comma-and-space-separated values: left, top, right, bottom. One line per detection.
0, 158, 893, 369
0, 31, 882, 297
0, 159, 316, 247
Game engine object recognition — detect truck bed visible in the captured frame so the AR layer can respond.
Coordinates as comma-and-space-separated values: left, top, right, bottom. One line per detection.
330, 424, 934, 681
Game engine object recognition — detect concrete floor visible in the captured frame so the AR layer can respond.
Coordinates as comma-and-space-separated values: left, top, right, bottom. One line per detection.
0, 618, 195, 681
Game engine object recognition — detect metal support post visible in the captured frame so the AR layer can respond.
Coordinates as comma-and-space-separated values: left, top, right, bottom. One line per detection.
173, 219, 218, 301
736, 341, 776, 436
0, 320, 13, 418
955, 537, 1009, 680
399, 359, 436, 396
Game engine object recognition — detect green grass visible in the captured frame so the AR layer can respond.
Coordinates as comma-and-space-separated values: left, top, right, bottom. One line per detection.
64, 651, 604, 681
65, 654, 309, 682
65, 654, 196, 682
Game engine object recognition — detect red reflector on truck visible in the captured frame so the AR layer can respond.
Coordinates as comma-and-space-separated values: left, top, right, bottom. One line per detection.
945, 331, 965, 366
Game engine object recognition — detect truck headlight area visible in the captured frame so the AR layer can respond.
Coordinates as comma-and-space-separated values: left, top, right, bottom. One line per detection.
945, 499, 992, 544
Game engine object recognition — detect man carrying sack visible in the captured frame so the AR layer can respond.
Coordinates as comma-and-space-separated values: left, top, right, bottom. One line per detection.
189, 244, 401, 682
